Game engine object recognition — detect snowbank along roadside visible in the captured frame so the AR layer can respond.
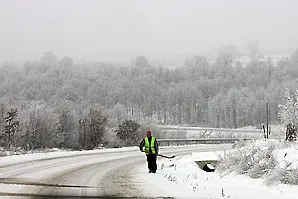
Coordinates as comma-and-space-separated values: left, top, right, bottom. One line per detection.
138, 142, 298, 199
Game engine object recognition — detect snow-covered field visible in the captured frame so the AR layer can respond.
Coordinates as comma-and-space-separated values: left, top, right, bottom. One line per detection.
159, 125, 263, 140
233, 54, 289, 67
139, 141, 298, 199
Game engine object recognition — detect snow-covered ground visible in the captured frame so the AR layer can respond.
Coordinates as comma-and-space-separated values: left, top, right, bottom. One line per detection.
139, 141, 298, 199
0, 144, 228, 198
233, 54, 289, 67
1, 141, 297, 198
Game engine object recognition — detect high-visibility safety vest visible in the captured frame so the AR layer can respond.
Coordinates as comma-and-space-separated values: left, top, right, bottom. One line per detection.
144, 136, 156, 155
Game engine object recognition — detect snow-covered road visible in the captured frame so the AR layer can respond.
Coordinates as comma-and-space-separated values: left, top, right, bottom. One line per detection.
0, 144, 230, 199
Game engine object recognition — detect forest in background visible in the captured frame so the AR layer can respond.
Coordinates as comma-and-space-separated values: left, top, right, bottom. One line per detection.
1, 46, 298, 150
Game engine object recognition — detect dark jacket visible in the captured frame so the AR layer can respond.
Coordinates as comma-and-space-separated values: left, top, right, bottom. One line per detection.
139, 136, 159, 155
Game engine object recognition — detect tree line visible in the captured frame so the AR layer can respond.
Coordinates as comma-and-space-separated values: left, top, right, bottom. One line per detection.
1, 48, 298, 149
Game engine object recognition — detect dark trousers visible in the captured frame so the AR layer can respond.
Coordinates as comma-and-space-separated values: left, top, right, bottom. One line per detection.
147, 154, 157, 172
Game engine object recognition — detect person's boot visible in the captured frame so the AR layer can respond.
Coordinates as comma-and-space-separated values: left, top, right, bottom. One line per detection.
149, 170, 152, 173
152, 170, 156, 173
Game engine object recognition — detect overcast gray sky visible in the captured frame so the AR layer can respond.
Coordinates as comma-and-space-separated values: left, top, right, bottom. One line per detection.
0, 0, 297, 63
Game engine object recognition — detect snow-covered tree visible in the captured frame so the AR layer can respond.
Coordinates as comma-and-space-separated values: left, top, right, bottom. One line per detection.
40, 51, 57, 72
278, 89, 298, 125
4, 108, 20, 147
1, 50, 298, 149
134, 56, 149, 67
59, 56, 73, 68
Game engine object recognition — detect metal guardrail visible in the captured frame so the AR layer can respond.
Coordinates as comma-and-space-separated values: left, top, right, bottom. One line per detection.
158, 138, 253, 146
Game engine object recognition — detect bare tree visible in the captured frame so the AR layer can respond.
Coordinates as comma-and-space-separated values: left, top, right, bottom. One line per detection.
78, 108, 108, 150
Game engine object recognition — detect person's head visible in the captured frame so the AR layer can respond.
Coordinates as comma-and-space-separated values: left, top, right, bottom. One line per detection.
146, 131, 152, 137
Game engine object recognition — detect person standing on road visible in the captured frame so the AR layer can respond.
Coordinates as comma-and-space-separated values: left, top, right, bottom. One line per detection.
139, 131, 159, 173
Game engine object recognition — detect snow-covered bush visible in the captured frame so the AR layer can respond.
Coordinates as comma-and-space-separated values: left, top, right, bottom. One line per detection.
217, 140, 298, 185
265, 164, 298, 185
269, 124, 286, 140
0, 147, 8, 156
116, 119, 141, 146
102, 129, 125, 148
217, 141, 277, 178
